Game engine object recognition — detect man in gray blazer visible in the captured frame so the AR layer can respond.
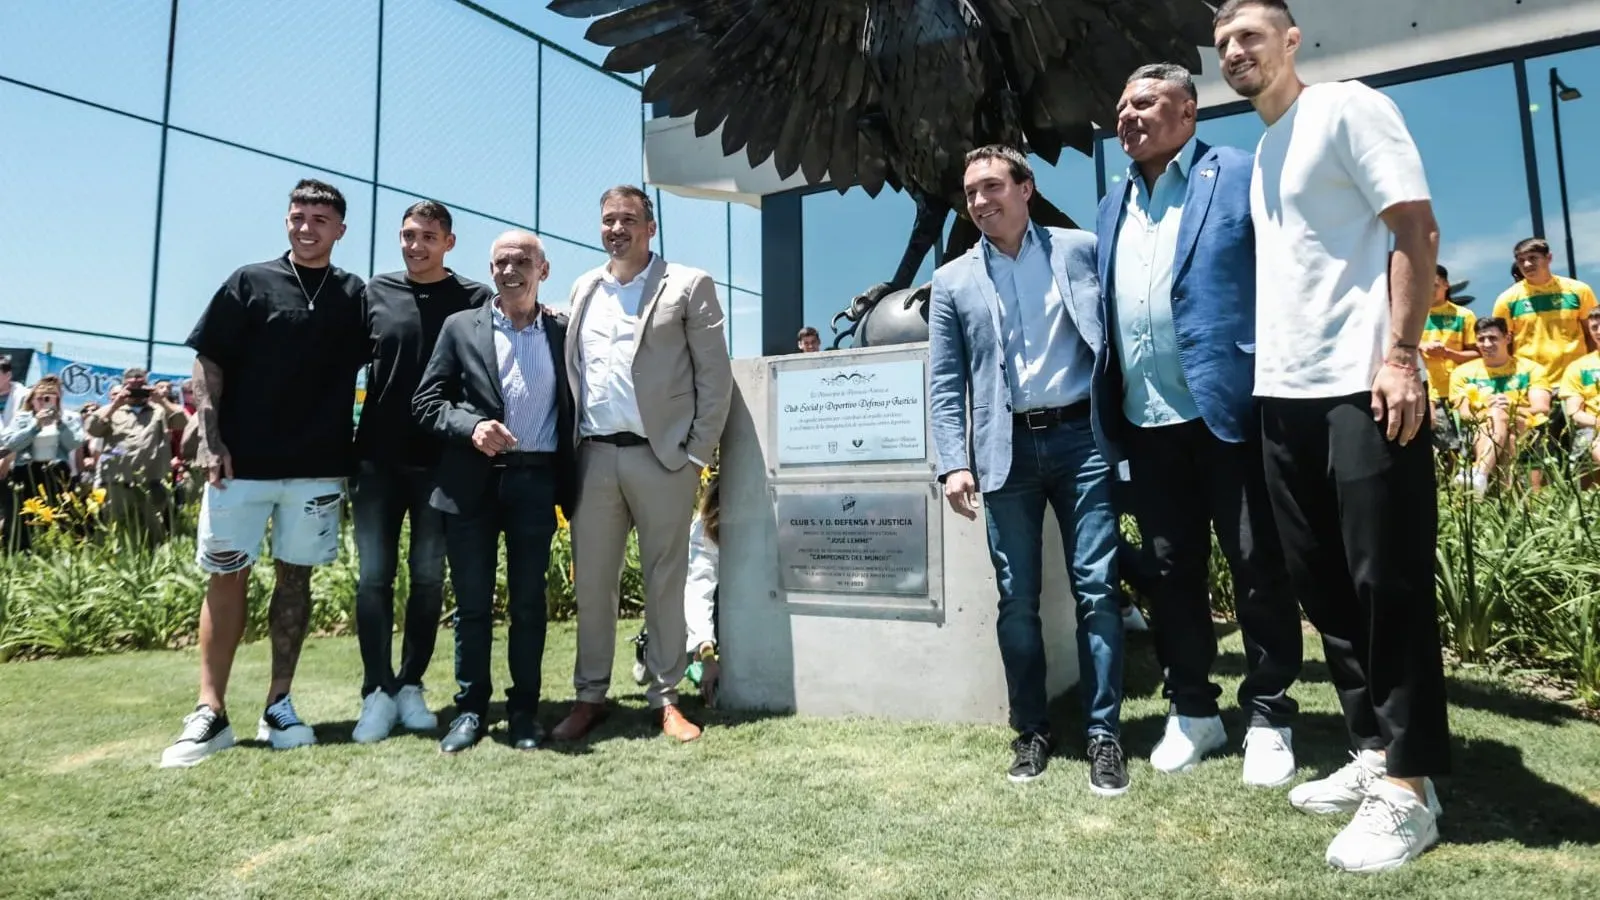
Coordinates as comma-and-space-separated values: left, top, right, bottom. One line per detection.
930, 145, 1126, 794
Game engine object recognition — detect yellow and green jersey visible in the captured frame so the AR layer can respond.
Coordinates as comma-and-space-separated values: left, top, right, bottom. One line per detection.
1420, 300, 1476, 401
1561, 351, 1600, 418
1449, 356, 1551, 420
1491, 275, 1599, 381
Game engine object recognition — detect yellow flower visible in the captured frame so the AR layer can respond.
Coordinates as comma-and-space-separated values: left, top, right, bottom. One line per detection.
1528, 411, 1551, 428
1464, 384, 1487, 409
20, 496, 56, 525
555, 505, 569, 530
90, 488, 107, 505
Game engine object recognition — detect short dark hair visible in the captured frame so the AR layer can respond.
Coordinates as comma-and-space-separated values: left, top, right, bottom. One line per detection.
289, 178, 347, 219
1214, 0, 1295, 27
402, 200, 453, 235
1435, 265, 1451, 299
1514, 237, 1552, 258
1511, 262, 1524, 282
964, 145, 1034, 185
1127, 63, 1198, 102
601, 185, 655, 223
797, 326, 819, 341
1475, 317, 1509, 338
122, 367, 148, 381
0, 356, 12, 375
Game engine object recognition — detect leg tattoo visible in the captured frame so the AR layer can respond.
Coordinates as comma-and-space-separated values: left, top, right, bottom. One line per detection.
269, 561, 314, 687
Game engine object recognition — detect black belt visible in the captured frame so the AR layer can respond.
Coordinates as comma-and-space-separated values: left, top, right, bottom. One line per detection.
490, 451, 558, 469
1014, 401, 1091, 430
584, 432, 649, 447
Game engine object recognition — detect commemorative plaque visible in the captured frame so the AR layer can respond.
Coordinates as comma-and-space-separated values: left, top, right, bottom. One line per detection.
775, 359, 926, 466
775, 492, 928, 596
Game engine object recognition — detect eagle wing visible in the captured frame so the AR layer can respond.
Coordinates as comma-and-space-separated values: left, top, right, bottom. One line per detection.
550, 0, 895, 195
977, 0, 1216, 163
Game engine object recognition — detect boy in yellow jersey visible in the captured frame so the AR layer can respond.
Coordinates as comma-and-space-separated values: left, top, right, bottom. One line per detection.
1420, 264, 1477, 450
1492, 237, 1597, 383
1449, 317, 1552, 495
1561, 308, 1600, 471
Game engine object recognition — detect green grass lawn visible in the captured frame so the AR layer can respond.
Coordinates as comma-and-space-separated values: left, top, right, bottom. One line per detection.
2, 623, 1598, 899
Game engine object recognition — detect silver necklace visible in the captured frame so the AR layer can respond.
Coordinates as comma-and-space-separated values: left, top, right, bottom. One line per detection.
289, 258, 330, 310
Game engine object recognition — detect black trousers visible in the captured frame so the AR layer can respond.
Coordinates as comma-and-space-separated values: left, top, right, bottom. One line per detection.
445, 466, 558, 718
1125, 419, 1302, 727
1260, 393, 1451, 777
352, 461, 448, 697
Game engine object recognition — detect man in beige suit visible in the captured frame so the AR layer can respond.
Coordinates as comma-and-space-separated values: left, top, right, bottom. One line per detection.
552, 185, 733, 743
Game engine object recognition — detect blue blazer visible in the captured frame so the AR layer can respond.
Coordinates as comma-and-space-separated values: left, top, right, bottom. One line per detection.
929, 225, 1114, 493
1094, 140, 1258, 455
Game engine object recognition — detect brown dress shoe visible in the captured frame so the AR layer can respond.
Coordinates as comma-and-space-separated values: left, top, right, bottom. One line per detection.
658, 704, 702, 743
551, 701, 608, 741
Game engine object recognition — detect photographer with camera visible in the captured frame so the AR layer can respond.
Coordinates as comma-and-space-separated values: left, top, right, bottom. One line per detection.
86, 367, 187, 546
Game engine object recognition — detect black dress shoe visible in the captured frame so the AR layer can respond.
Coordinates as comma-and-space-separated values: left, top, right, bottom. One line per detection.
508, 711, 545, 751
440, 712, 483, 754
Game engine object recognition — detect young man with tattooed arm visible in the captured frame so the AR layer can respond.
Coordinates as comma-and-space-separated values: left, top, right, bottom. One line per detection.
161, 179, 368, 768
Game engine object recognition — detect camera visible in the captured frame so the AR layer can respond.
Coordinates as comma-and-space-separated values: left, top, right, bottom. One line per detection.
126, 386, 151, 402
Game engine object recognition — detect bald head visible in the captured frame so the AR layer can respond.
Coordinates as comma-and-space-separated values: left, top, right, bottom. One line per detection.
490, 229, 549, 303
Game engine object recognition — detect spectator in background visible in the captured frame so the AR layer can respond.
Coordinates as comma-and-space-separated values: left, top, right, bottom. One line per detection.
0, 375, 85, 552
85, 368, 188, 546
1561, 308, 1600, 475
0, 356, 27, 543
75, 401, 102, 488
1493, 239, 1597, 434
1419, 265, 1478, 450
1449, 317, 1551, 495
797, 326, 822, 353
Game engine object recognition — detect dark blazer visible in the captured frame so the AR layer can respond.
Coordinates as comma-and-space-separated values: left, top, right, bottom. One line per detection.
412, 303, 576, 516
1093, 139, 1258, 459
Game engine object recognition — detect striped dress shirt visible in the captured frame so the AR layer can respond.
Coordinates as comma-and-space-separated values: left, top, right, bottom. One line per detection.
491, 300, 559, 453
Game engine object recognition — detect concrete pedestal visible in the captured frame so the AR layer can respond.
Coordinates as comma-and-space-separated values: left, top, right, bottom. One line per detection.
718, 343, 1079, 725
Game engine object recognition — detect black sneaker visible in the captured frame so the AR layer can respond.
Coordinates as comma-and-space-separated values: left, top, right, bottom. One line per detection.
1007, 732, 1051, 783
160, 704, 236, 768
1088, 734, 1130, 797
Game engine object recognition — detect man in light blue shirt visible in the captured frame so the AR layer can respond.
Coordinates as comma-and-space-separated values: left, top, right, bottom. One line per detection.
930, 145, 1127, 795
1095, 63, 1301, 788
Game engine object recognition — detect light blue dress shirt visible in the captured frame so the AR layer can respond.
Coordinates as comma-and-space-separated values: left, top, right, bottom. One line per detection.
491, 300, 560, 452
982, 228, 1094, 413
1111, 138, 1202, 426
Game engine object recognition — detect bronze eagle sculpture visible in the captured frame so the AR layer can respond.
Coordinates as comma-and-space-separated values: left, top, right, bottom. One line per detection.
550, 0, 1215, 334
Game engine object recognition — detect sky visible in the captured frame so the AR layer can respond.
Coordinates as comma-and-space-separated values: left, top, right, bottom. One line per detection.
0, 0, 761, 376
2, 2, 1599, 374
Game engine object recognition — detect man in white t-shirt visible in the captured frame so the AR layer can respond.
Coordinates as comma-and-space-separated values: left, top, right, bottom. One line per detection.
1215, 0, 1449, 873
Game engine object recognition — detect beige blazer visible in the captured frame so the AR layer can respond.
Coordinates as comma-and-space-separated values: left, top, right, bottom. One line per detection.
564, 254, 733, 471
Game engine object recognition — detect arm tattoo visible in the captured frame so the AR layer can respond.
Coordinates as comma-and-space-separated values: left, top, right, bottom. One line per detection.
191, 356, 225, 465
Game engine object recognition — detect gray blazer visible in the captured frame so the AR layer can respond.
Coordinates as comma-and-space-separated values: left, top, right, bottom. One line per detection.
928, 224, 1114, 493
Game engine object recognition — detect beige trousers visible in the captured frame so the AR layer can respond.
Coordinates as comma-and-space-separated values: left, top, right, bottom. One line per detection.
570, 441, 701, 708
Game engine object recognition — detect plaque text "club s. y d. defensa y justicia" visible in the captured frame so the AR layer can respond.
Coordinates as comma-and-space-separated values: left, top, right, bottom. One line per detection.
775, 359, 926, 466
775, 492, 929, 596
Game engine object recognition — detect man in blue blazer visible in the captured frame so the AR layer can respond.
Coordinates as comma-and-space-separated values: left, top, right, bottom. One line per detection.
930, 145, 1127, 795
1094, 64, 1301, 786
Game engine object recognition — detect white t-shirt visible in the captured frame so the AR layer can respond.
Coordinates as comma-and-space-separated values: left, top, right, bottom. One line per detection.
1250, 81, 1432, 398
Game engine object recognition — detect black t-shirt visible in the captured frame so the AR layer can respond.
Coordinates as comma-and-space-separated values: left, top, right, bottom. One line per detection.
185, 253, 367, 480
355, 270, 492, 467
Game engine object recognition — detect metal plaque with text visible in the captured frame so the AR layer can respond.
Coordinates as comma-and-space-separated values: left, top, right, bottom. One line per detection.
776, 492, 928, 596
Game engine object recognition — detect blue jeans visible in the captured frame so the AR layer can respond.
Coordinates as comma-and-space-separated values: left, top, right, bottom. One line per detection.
353, 461, 448, 697
982, 418, 1123, 739
445, 467, 558, 717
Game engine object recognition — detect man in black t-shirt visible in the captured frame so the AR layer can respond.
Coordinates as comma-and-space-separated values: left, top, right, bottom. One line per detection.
349, 201, 491, 744
161, 178, 367, 769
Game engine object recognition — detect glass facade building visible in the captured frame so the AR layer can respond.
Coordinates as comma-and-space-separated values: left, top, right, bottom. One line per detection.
0, 0, 764, 379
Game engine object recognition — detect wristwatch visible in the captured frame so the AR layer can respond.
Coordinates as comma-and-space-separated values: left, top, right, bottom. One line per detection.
696, 642, 718, 663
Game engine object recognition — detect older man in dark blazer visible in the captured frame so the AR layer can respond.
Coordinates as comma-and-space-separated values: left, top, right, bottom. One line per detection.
413, 230, 575, 754
1094, 63, 1300, 786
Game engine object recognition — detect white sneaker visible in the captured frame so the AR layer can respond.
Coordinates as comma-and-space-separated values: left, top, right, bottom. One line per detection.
1325, 779, 1440, 872
1149, 714, 1227, 773
257, 693, 317, 750
1289, 749, 1385, 815
352, 690, 399, 744
1241, 725, 1296, 787
160, 705, 236, 768
1121, 605, 1149, 632
394, 684, 438, 731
